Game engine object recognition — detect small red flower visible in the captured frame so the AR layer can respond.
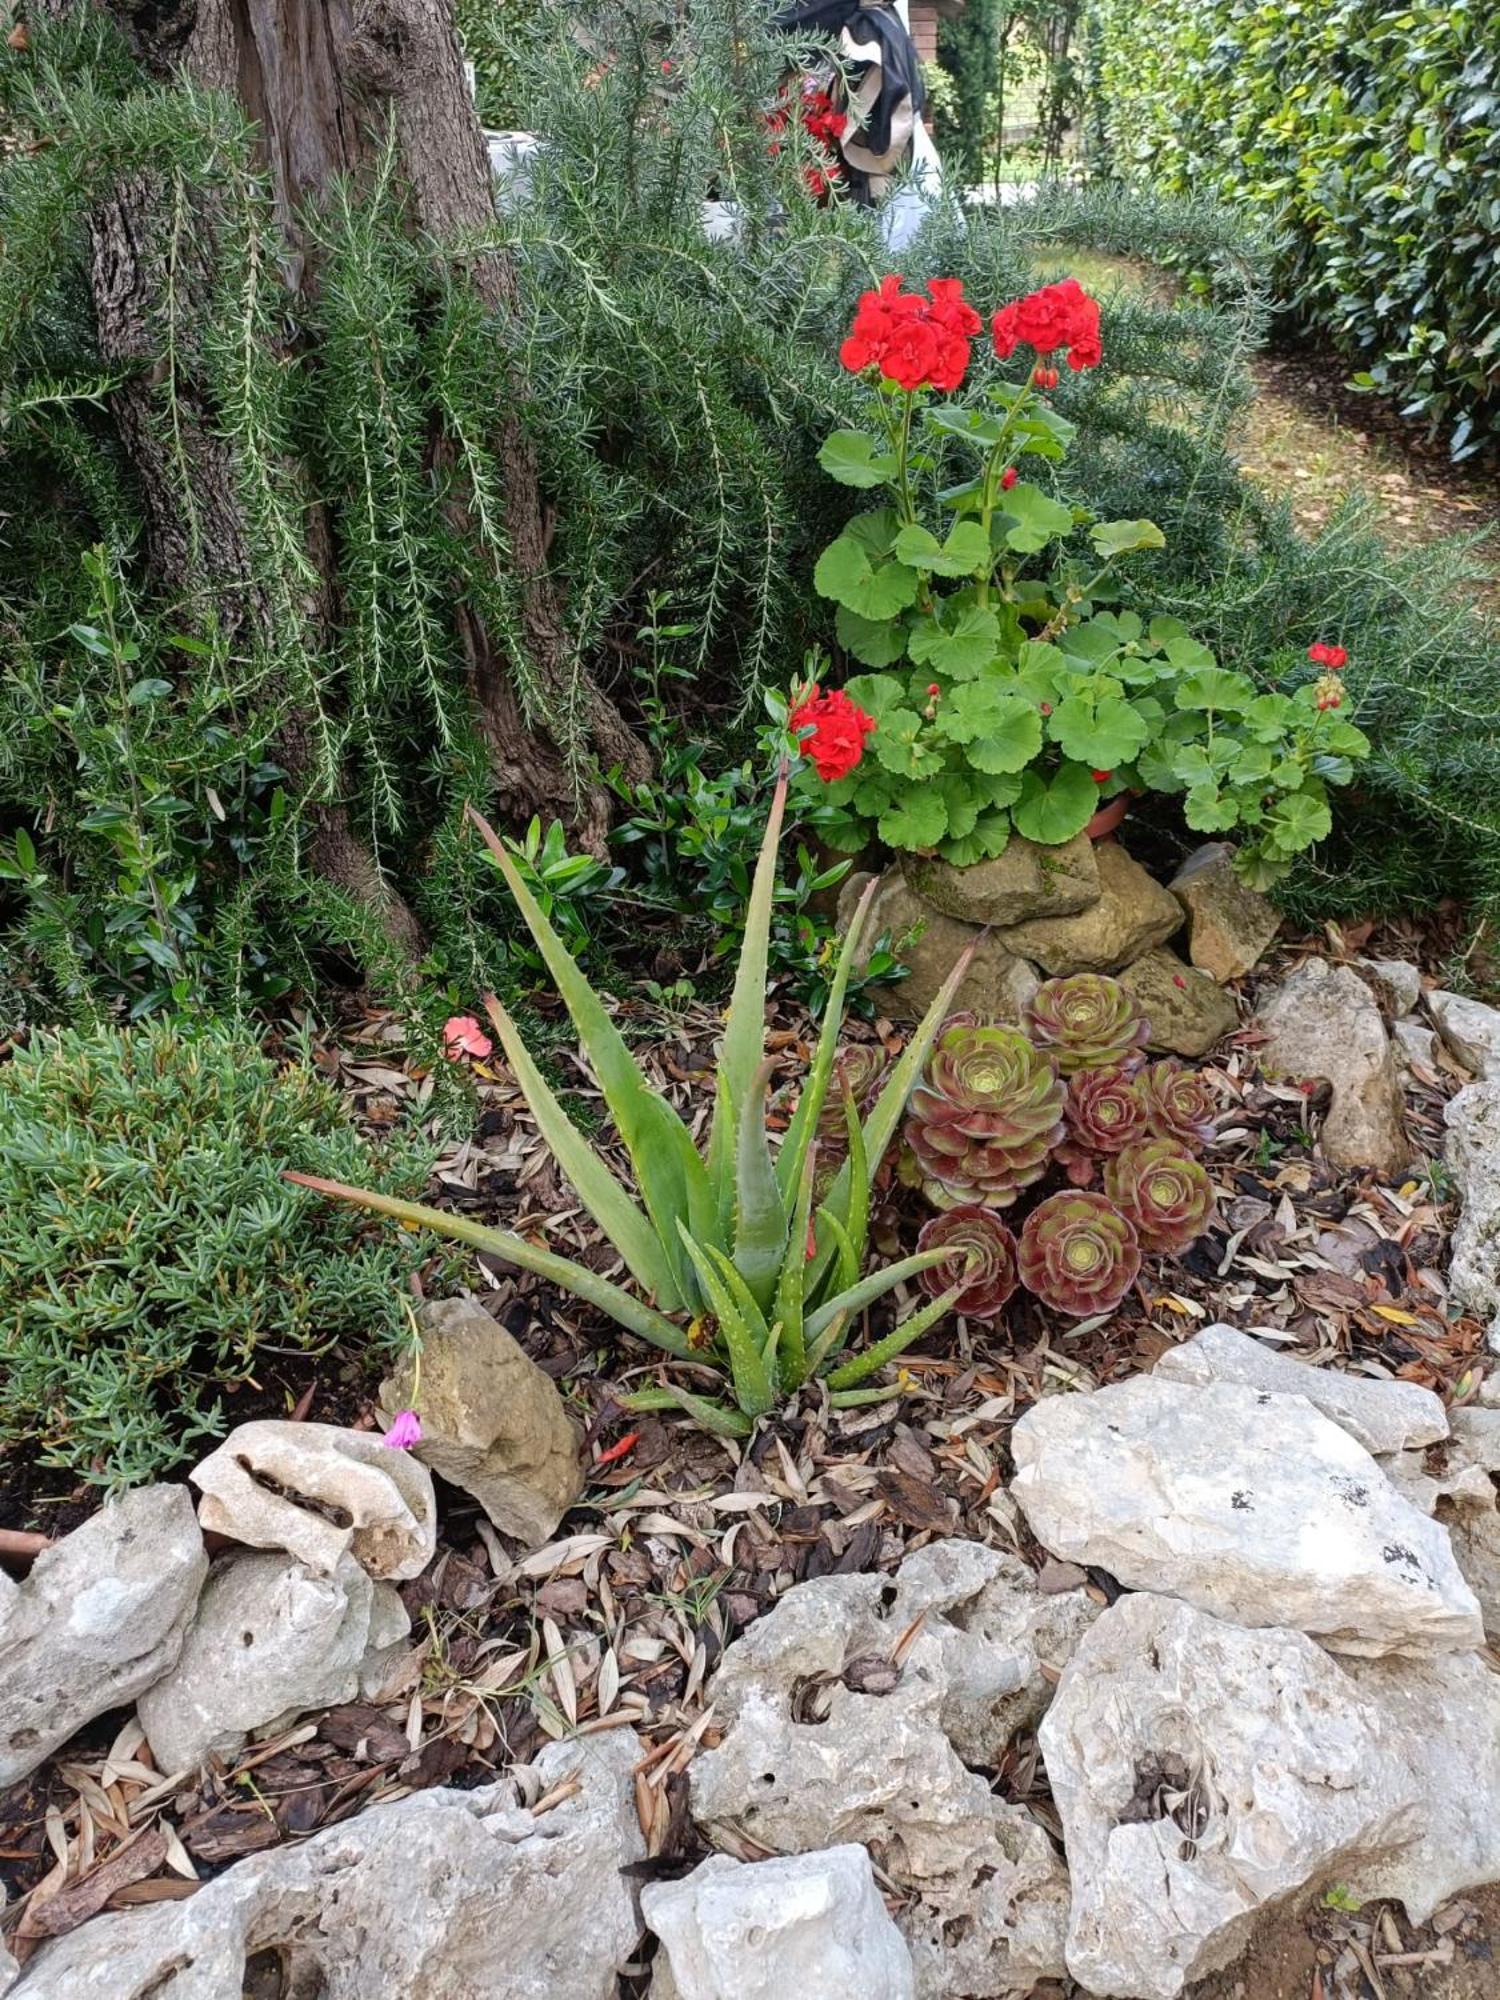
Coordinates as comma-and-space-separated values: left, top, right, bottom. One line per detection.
1308, 642, 1348, 669
790, 682, 877, 781
594, 1430, 641, 1468
994, 277, 1102, 373
1040, 702, 1053, 715
1091, 769, 1112, 784
840, 274, 982, 393
660, 58, 673, 73
1000, 466, 1018, 490
927, 682, 940, 696
444, 1015, 494, 1062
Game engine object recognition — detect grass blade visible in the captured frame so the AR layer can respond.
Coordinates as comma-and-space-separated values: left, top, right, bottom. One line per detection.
620, 1384, 755, 1438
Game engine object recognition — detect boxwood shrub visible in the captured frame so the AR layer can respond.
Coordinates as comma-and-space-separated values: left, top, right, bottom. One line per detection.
0, 1020, 434, 1490
1087, 0, 1500, 458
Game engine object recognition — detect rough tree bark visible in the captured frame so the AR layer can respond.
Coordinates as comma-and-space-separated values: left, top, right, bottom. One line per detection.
39, 0, 648, 951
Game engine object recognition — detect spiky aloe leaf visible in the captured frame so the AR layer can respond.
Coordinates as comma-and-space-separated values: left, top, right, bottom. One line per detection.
823, 1277, 965, 1389
806, 1247, 955, 1340
677, 1224, 774, 1418
282, 1173, 690, 1355
619, 1384, 754, 1437
775, 873, 879, 1203
481, 993, 682, 1310
706, 765, 789, 1213
733, 1058, 789, 1310
772, 1145, 819, 1391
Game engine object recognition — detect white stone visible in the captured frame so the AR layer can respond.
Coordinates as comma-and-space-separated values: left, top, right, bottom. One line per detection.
689, 1540, 1082, 1996
1429, 988, 1500, 1078
16, 1730, 645, 2000
0, 1486, 205, 1786
1393, 1017, 1440, 1074
1039, 1594, 1418, 2000
1257, 958, 1411, 1178
1153, 1322, 1447, 1455
643, 1846, 915, 2000
191, 1419, 436, 1579
1380, 1409, 1500, 1642
136, 1550, 409, 1773
1010, 1378, 1482, 1656
1445, 1081, 1500, 1350
1356, 957, 1423, 1016
1345, 1649, 1500, 1923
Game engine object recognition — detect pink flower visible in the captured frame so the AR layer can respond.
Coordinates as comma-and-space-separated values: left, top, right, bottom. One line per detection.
444, 1014, 494, 1061
384, 1409, 423, 1450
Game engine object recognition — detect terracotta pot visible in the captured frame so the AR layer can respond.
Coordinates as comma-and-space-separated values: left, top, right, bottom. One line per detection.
1084, 793, 1130, 841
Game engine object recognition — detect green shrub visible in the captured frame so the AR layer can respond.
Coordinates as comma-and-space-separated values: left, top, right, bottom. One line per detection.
1086, 0, 1500, 459
0, 1019, 434, 1489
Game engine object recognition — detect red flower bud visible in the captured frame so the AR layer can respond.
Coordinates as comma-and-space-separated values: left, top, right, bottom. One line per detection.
1000, 466, 1018, 491
1040, 701, 1053, 715
927, 683, 940, 696
1091, 769, 1112, 784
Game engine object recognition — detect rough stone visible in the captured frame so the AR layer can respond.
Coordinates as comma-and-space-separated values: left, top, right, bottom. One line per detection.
1429, 988, 1500, 1079
1116, 946, 1237, 1057
137, 1550, 409, 1773
1357, 956, 1424, 1017
643, 1846, 915, 2000
845, 871, 1041, 1025
1010, 1377, 1483, 1656
0, 1485, 205, 1787
1445, 1081, 1500, 1350
1153, 1322, 1448, 1455
689, 1539, 1085, 1996
902, 832, 1099, 928
16, 1730, 645, 2000
1039, 1594, 1417, 2000
1393, 1016, 1440, 1075
377, 1296, 582, 1547
192, 1419, 436, 1580
1168, 842, 1281, 983
1257, 958, 1411, 1178
1381, 1408, 1500, 1642
992, 839, 1183, 976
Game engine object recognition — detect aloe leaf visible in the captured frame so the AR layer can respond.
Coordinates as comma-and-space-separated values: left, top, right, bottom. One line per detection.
803, 1308, 848, 1378
772, 1146, 818, 1390
828, 1382, 912, 1408
282, 1172, 690, 1355
806, 1246, 954, 1341
632, 1090, 717, 1310
817, 1203, 858, 1297
824, 1278, 965, 1390
482, 994, 681, 1310
732, 1057, 790, 1311
775, 872, 879, 1202
840, 1083, 871, 1274
706, 764, 788, 1209
626, 1383, 755, 1437
703, 1242, 770, 1348
677, 1224, 775, 1418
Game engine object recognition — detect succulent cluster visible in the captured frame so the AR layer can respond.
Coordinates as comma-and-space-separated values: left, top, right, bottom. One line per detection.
904, 974, 1220, 1325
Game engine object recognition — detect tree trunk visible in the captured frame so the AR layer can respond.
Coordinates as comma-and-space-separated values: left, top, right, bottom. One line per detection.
42, 0, 647, 952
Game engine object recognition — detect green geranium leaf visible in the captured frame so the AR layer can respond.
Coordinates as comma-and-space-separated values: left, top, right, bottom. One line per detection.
878, 789, 948, 849
844, 507, 900, 556
960, 699, 1044, 775
1184, 785, 1240, 832
1177, 667, 1254, 714
1241, 693, 1298, 742
815, 536, 921, 619
1317, 718, 1371, 758
819, 430, 901, 489
893, 519, 991, 577
1009, 639, 1066, 703
1047, 696, 1151, 769
842, 673, 907, 719
817, 812, 870, 852
853, 770, 897, 815
939, 808, 1013, 866
907, 604, 1002, 678
1267, 790, 1332, 853
924, 403, 1006, 448
1090, 517, 1166, 558
1011, 761, 1099, 844
872, 709, 946, 780
836, 603, 908, 668
1136, 738, 1186, 792
936, 772, 982, 841
1231, 743, 1275, 784
1000, 482, 1076, 554
971, 768, 1025, 809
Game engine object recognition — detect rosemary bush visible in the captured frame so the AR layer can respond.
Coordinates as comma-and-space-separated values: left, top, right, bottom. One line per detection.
0, 1019, 433, 1488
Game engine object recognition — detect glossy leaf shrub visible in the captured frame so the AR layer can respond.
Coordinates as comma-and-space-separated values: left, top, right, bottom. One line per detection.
1090, 0, 1500, 458
1024, 974, 1149, 1076
1104, 1138, 1216, 1253
916, 1206, 1020, 1319
1017, 1191, 1143, 1317
905, 1023, 1067, 1210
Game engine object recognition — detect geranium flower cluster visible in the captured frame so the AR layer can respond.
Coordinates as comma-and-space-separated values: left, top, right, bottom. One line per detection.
789, 682, 877, 781
991, 276, 1102, 372
1308, 640, 1350, 710
839, 275, 984, 393
765, 77, 849, 199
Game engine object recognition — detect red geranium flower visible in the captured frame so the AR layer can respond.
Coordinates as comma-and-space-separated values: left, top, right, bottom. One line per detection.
790, 682, 877, 781
1000, 465, 1018, 490
992, 277, 1102, 373
1307, 642, 1348, 669
840, 274, 981, 393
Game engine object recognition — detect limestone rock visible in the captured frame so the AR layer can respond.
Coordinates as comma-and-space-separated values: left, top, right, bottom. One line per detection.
902, 832, 1099, 928
1168, 842, 1281, 983
1257, 958, 1410, 1177
1357, 956, 1423, 1017
643, 1846, 915, 2000
1393, 1017, 1440, 1075
0, 1485, 205, 1787
137, 1550, 409, 1773
689, 1540, 1083, 1996
1153, 1322, 1447, 1455
378, 1296, 582, 1547
1116, 946, 1237, 1057
993, 840, 1182, 976
17, 1730, 645, 2000
1039, 1594, 1417, 2000
847, 871, 1040, 1025
1010, 1377, 1483, 1656
1429, 988, 1500, 1079
192, 1419, 436, 1580
1445, 1081, 1500, 1350
0, 1896, 14, 1999
1345, 1649, 1500, 1923
1381, 1409, 1500, 1641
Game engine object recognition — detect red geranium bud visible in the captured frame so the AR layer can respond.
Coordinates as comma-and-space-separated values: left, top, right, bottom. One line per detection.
1032, 363, 1049, 387
1091, 769, 1112, 784
1040, 702, 1052, 715
927, 683, 940, 696
1000, 466, 1018, 490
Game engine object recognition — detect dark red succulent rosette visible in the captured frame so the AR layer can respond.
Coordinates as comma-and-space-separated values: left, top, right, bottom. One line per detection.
905, 1023, 1066, 1211
1017, 1190, 1142, 1317
1137, 1060, 1217, 1154
916, 1204, 1019, 1320
1057, 1065, 1150, 1183
1103, 1138, 1215, 1254
1024, 974, 1150, 1077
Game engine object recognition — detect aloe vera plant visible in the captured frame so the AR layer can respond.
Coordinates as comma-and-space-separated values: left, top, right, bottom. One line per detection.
286, 769, 974, 1434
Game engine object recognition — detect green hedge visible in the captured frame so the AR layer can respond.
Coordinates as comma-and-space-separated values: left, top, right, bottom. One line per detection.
1087, 0, 1500, 459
